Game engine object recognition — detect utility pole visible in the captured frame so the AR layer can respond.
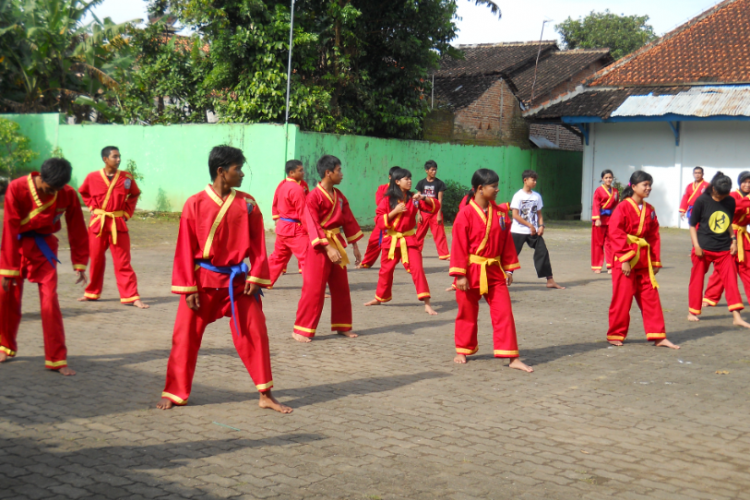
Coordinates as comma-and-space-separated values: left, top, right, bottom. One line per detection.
284, 0, 296, 162
530, 19, 551, 106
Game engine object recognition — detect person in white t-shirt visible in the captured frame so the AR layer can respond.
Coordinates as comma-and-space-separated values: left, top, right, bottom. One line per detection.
510, 170, 565, 289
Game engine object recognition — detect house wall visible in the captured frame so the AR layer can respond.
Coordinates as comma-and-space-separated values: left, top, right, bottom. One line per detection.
529, 124, 583, 151
581, 120, 750, 228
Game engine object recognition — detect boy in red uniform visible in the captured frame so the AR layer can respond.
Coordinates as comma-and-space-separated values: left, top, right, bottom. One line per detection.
680, 166, 709, 220
450, 169, 532, 372
78, 146, 148, 308
292, 155, 363, 343
268, 159, 309, 285
686, 172, 750, 328
416, 160, 450, 260
606, 170, 679, 348
359, 166, 399, 269
364, 168, 438, 315
591, 169, 619, 273
157, 145, 291, 413
0, 159, 89, 375
703, 171, 750, 306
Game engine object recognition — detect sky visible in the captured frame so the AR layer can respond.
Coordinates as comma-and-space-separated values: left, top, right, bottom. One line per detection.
88, 0, 723, 45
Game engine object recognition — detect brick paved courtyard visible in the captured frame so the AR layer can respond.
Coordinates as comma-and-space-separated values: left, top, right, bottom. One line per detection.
2, 215, 750, 500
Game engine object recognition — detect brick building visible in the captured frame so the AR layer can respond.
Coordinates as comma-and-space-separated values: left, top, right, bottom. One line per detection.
424, 42, 612, 150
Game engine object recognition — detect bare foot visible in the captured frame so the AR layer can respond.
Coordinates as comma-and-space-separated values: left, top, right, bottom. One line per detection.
687, 313, 700, 322
259, 391, 293, 414
292, 332, 312, 343
593, 269, 601, 274
337, 331, 358, 338
364, 299, 381, 307
58, 366, 76, 376
0, 351, 7, 363
424, 302, 438, 315
454, 354, 467, 364
732, 311, 750, 329
325, 294, 331, 299
608, 340, 623, 346
607, 269, 612, 274
130, 299, 150, 309
77, 296, 94, 302
655, 338, 680, 349
702, 300, 713, 308
508, 358, 534, 372
546, 278, 565, 289
156, 397, 174, 410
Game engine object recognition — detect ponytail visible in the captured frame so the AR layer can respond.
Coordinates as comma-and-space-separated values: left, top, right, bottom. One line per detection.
464, 189, 475, 205
621, 170, 653, 199
709, 171, 732, 196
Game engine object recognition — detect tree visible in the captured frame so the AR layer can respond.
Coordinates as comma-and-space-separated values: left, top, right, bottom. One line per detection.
0, 117, 38, 180
556, 10, 657, 61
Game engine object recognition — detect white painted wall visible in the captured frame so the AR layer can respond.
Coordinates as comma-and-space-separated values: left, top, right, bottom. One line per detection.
580, 121, 750, 228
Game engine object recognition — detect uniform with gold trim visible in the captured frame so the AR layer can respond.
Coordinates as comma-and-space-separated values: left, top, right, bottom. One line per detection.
78, 168, 141, 303
680, 179, 709, 217
704, 189, 750, 304
591, 184, 619, 271
372, 192, 437, 303
268, 177, 309, 284
449, 199, 521, 358
606, 199, 666, 343
293, 184, 363, 338
687, 190, 744, 317
0, 173, 89, 370
360, 183, 389, 268
160, 185, 273, 407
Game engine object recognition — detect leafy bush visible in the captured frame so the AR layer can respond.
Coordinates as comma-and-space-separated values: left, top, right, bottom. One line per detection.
124, 159, 144, 182
0, 118, 38, 185
442, 179, 471, 224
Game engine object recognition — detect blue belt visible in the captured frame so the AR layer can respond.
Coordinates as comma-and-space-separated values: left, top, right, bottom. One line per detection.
600, 209, 612, 216
19, 231, 60, 268
687, 205, 694, 218
280, 217, 301, 224
196, 260, 262, 336
378, 229, 383, 246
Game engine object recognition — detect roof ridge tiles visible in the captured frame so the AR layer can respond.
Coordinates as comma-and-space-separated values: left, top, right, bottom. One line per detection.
453, 40, 557, 48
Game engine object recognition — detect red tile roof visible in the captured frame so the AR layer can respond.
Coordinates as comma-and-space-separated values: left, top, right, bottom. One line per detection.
436, 41, 558, 78
591, 0, 750, 86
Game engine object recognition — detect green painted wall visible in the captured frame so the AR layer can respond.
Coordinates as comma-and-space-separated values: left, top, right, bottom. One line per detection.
2, 114, 582, 225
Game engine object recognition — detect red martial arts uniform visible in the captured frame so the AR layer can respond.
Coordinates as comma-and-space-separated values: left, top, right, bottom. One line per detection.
591, 185, 619, 271
268, 177, 309, 284
373, 194, 438, 302
704, 190, 750, 305
293, 184, 364, 338
606, 199, 666, 343
0, 174, 89, 369
161, 185, 273, 406
449, 200, 521, 357
79, 169, 141, 303
360, 183, 389, 269
680, 180, 709, 218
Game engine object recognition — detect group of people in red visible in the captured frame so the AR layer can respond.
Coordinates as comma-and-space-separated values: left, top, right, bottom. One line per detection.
590, 166, 750, 353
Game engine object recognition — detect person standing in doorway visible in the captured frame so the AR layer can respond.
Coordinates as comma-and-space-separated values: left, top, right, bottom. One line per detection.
415, 160, 450, 260
510, 170, 564, 289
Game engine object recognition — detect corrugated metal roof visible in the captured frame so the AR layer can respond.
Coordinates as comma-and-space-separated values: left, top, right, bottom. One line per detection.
611, 85, 750, 117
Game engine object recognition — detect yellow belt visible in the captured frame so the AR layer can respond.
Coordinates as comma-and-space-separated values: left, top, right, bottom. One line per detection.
733, 224, 749, 262
91, 208, 126, 245
469, 254, 503, 296
386, 228, 416, 265
625, 234, 659, 289
324, 227, 349, 268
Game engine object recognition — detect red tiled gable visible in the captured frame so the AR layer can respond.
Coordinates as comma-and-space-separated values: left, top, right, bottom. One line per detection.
591, 0, 750, 86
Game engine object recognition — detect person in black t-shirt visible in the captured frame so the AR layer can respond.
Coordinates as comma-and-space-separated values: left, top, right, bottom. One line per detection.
415, 160, 451, 260
688, 171, 750, 328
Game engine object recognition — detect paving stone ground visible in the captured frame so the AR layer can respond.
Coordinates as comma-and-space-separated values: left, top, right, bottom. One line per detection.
2, 213, 750, 500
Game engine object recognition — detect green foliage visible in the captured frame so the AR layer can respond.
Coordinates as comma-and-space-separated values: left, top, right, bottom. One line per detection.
50, 146, 65, 158
0, 117, 38, 179
124, 159, 144, 182
556, 10, 658, 60
442, 179, 471, 223
156, 187, 172, 212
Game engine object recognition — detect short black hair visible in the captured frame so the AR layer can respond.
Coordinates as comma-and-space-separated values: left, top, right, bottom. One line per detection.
694, 166, 704, 174
425, 160, 437, 170
40, 158, 72, 189
208, 145, 246, 181
711, 171, 732, 196
101, 146, 119, 159
522, 169, 538, 181
285, 159, 303, 175
316, 155, 341, 180
601, 169, 613, 179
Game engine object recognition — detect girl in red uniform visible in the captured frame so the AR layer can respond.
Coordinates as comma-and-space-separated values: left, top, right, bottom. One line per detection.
591, 169, 619, 273
364, 168, 438, 315
450, 169, 533, 371
703, 171, 750, 307
606, 171, 679, 348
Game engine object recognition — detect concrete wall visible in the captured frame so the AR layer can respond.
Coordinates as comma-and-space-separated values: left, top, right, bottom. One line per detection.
4, 114, 583, 225
581, 120, 750, 228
